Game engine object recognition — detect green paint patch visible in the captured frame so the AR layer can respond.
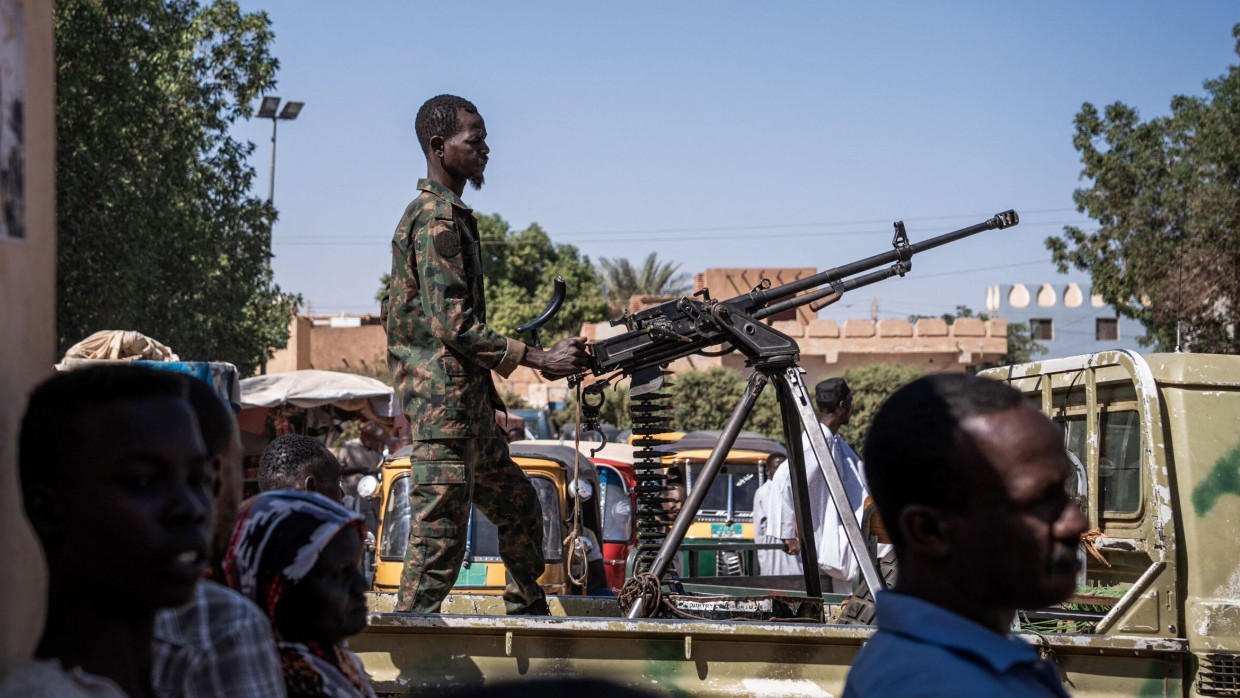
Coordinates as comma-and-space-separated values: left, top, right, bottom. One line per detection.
1191, 441, 1240, 518
1136, 660, 1169, 697
710, 523, 743, 538
457, 562, 490, 586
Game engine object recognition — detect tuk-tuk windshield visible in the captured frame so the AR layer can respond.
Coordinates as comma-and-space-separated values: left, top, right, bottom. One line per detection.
597, 466, 633, 544
687, 461, 760, 520
467, 475, 562, 562
380, 474, 412, 561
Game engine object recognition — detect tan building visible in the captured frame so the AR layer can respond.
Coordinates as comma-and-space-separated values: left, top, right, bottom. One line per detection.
266, 314, 388, 377
0, 0, 55, 677
273, 267, 1007, 408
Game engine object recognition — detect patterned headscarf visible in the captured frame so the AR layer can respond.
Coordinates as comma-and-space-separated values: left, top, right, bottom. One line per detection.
223, 490, 374, 698
223, 490, 364, 619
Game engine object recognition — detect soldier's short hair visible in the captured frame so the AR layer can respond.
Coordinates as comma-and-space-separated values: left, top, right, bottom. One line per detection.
258, 433, 334, 491
19, 365, 189, 494
416, 94, 479, 155
862, 373, 1025, 550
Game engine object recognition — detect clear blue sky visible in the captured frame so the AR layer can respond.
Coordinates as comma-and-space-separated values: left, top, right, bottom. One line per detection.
230, 2, 1239, 324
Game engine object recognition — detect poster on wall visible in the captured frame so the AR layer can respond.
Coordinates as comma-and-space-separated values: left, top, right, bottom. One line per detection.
0, 0, 24, 240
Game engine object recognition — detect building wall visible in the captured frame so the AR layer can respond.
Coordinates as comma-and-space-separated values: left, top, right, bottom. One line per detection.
985, 282, 1146, 358
265, 315, 387, 376
0, 0, 54, 676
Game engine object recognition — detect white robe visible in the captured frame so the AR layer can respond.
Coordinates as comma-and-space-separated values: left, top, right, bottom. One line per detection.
775, 422, 889, 594
753, 467, 804, 576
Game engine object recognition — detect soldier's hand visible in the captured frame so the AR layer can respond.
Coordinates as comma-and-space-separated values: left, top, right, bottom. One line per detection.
525, 336, 589, 378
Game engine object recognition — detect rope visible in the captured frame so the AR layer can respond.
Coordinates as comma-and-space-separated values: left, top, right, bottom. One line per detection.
617, 573, 662, 617
563, 385, 589, 590
1080, 529, 1111, 567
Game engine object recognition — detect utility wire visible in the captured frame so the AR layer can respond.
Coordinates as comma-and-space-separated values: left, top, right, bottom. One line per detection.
275, 209, 1085, 247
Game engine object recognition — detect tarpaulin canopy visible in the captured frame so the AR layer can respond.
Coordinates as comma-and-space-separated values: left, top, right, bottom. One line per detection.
239, 369, 397, 424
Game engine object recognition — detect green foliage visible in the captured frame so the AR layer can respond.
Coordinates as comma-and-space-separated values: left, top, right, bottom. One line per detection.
376, 273, 391, 303
55, 0, 297, 374
599, 253, 692, 317
662, 367, 783, 440
1047, 24, 1240, 354
592, 362, 925, 445
836, 362, 925, 446
477, 214, 609, 341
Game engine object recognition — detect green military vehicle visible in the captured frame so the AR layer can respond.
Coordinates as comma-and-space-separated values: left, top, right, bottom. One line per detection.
352, 349, 1240, 696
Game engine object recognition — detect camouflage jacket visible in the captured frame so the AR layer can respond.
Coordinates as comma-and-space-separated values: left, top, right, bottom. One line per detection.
384, 179, 525, 439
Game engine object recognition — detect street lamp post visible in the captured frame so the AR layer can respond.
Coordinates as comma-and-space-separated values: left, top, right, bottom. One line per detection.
257, 96, 304, 202
256, 96, 303, 375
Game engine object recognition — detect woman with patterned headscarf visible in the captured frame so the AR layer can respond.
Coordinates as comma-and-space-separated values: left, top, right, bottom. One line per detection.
224, 490, 375, 698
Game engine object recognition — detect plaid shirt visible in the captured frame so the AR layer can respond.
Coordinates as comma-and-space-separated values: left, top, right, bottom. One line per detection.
152, 580, 287, 698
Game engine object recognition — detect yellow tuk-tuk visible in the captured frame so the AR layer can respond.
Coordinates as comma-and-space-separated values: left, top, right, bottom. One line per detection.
658, 431, 786, 577
371, 442, 605, 597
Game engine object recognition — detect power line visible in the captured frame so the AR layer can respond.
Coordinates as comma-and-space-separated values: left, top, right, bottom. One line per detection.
276, 217, 1091, 247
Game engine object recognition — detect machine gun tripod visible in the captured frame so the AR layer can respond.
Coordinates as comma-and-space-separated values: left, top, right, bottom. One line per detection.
519, 210, 1021, 619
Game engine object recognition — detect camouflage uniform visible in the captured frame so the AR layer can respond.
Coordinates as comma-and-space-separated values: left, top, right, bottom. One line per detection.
383, 178, 547, 614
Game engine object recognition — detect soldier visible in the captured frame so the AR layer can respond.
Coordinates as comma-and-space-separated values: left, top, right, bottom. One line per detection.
383, 94, 589, 615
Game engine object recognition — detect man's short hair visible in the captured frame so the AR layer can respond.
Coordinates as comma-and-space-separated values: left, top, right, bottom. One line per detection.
415, 94, 478, 155
765, 454, 786, 480
258, 434, 333, 491
815, 377, 852, 413
862, 373, 1026, 550
184, 377, 236, 459
19, 365, 189, 494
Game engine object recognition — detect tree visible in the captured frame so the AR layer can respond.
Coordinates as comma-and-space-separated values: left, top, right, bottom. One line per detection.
375, 214, 608, 341
476, 214, 609, 340
599, 253, 692, 316
575, 361, 923, 446
836, 363, 925, 447
55, 0, 297, 374
1046, 24, 1240, 353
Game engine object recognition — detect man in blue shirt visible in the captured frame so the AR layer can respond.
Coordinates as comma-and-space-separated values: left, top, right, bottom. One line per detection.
843, 373, 1087, 697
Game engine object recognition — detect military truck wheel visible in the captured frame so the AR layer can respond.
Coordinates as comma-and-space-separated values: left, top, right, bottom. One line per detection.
837, 550, 898, 625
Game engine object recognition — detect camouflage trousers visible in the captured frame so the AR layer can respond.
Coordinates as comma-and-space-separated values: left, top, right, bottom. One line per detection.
395, 437, 548, 614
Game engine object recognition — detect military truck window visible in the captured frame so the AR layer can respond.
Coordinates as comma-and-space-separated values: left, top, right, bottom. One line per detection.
1059, 416, 1087, 465
1099, 410, 1142, 514
687, 461, 760, 522
379, 474, 412, 561
598, 466, 633, 544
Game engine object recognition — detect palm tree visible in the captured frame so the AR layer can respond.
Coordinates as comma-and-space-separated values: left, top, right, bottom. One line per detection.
599, 253, 691, 315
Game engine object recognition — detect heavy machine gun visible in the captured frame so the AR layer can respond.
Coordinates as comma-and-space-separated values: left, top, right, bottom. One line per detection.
581, 209, 1018, 401
519, 210, 1020, 619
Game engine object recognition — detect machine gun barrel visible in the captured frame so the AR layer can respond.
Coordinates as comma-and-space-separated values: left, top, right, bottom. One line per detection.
586, 209, 1018, 378
747, 210, 1018, 320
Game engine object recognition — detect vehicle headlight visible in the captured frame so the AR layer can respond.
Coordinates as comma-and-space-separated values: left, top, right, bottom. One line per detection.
357, 475, 379, 499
